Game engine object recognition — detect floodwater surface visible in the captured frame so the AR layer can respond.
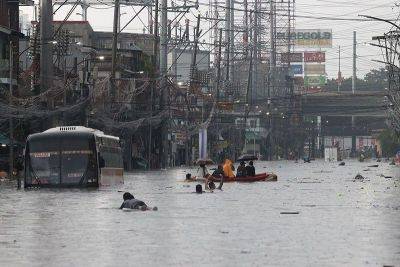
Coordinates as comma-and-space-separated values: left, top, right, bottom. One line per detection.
1, 160, 399, 266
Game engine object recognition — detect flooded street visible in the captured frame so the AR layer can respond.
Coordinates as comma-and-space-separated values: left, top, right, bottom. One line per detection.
1, 160, 399, 266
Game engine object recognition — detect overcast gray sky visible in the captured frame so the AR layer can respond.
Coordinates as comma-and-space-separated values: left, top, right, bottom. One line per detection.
21, 0, 397, 79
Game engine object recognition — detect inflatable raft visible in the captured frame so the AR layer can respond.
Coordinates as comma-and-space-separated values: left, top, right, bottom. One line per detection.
208, 173, 277, 183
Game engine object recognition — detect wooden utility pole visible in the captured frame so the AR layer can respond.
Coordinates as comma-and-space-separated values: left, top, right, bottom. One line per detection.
111, 0, 120, 99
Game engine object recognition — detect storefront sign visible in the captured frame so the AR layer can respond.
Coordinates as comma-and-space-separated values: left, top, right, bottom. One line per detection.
304, 64, 325, 75
277, 29, 332, 48
281, 52, 303, 63
304, 52, 326, 62
290, 64, 303, 75
304, 75, 326, 86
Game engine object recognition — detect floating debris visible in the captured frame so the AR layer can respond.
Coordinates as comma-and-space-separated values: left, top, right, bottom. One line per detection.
280, 211, 300, 214
339, 162, 345, 166
354, 174, 365, 180
368, 164, 379, 168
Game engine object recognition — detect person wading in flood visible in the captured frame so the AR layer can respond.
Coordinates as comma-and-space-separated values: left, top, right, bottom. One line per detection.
120, 192, 157, 211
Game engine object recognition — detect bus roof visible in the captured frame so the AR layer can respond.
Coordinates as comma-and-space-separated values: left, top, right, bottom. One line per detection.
40, 126, 120, 141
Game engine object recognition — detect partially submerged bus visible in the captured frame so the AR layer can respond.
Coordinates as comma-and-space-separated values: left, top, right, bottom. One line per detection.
24, 126, 123, 187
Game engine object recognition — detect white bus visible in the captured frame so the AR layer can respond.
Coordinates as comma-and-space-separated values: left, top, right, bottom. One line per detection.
24, 126, 123, 187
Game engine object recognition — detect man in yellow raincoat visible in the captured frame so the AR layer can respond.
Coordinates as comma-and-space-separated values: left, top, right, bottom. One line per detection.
222, 159, 235, 178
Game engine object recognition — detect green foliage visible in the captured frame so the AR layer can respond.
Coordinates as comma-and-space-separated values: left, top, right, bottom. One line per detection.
326, 68, 388, 91
378, 129, 400, 157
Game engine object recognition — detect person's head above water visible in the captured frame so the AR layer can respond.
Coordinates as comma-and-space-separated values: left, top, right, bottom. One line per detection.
240, 161, 245, 166
249, 161, 254, 166
123, 192, 135, 201
196, 184, 203, 194
186, 173, 192, 180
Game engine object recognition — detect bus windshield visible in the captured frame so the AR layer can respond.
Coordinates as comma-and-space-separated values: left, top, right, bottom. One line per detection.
26, 133, 97, 186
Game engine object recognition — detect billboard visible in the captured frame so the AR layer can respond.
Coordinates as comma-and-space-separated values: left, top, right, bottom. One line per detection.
304, 52, 326, 62
277, 29, 332, 48
304, 75, 326, 86
290, 64, 303, 75
305, 64, 325, 75
281, 52, 303, 63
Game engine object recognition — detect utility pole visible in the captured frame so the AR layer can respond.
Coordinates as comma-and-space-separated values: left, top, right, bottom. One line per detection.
8, 41, 14, 184
216, 29, 223, 102
63, 57, 67, 105
224, 0, 230, 81
213, 0, 219, 70
111, 0, 120, 99
229, 0, 234, 81
351, 31, 357, 157
160, 0, 168, 168
338, 45, 341, 92
352, 31, 356, 94
39, 0, 54, 91
117, 7, 121, 32
268, 0, 276, 160
148, 6, 153, 34
243, 0, 248, 57
252, 8, 257, 100
185, 15, 201, 166
215, 28, 223, 160
148, 0, 159, 169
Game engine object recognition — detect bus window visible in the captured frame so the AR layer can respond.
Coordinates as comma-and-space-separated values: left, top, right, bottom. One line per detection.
99, 146, 123, 169
60, 135, 96, 185
27, 138, 60, 185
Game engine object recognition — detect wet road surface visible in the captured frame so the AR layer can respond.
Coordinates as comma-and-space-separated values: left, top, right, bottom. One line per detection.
1, 160, 399, 266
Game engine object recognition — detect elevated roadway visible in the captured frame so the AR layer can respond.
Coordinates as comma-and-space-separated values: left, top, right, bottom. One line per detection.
300, 91, 386, 117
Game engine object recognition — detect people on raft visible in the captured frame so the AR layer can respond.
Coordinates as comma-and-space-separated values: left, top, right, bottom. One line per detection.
236, 161, 247, 177
205, 165, 223, 190
245, 161, 256, 176
223, 159, 235, 178
120, 192, 156, 211
198, 163, 210, 178
212, 164, 224, 178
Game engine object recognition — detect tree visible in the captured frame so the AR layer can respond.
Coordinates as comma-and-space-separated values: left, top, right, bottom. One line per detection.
378, 129, 400, 157
325, 67, 388, 91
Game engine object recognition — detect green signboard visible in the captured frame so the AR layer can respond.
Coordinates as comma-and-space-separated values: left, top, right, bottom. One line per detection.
304, 75, 326, 86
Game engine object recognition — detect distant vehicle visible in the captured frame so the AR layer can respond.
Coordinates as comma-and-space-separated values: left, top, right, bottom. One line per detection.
24, 126, 123, 188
